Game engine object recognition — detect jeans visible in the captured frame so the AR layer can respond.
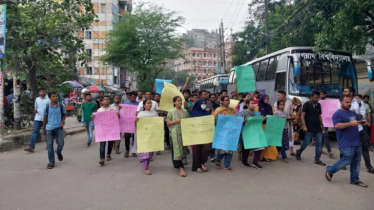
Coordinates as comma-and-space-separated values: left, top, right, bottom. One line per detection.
209, 148, 216, 158
100, 141, 113, 159
327, 146, 362, 183
359, 130, 372, 169
83, 120, 94, 143
46, 127, 64, 163
278, 146, 287, 160
29, 120, 43, 149
299, 131, 322, 161
124, 133, 134, 152
216, 151, 233, 167
322, 128, 332, 152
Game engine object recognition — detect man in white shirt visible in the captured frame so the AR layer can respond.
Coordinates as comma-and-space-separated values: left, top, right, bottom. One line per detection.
136, 91, 159, 115
274, 91, 293, 115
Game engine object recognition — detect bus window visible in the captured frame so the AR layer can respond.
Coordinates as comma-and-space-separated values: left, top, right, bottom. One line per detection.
265, 56, 278, 80
257, 60, 269, 81
252, 63, 260, 79
229, 71, 235, 84
275, 72, 286, 91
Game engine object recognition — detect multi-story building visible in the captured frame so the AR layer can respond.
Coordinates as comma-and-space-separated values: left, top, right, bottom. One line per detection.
186, 29, 218, 48
78, 0, 135, 90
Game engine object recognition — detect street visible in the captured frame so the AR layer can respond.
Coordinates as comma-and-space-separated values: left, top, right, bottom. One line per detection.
0, 132, 372, 210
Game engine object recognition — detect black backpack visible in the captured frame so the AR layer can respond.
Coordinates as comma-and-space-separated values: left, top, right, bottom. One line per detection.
45, 103, 65, 123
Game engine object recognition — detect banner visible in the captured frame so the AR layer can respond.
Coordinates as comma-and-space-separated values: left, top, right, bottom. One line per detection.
264, 115, 285, 146
181, 115, 215, 146
212, 115, 244, 151
242, 116, 267, 149
235, 66, 255, 93
159, 82, 184, 111
136, 117, 164, 153
119, 104, 137, 133
0, 4, 6, 59
155, 79, 172, 94
319, 99, 339, 127
94, 111, 121, 142
229, 99, 239, 109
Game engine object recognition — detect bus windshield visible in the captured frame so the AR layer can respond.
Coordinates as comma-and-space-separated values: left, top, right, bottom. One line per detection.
288, 52, 356, 98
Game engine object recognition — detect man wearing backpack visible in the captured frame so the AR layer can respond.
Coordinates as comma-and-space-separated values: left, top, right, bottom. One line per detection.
43, 92, 67, 169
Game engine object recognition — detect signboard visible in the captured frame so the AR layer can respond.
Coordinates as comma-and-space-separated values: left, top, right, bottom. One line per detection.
0, 4, 6, 60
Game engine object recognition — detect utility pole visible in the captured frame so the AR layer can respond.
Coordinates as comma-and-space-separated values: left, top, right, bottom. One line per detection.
264, 0, 270, 54
13, 75, 21, 130
221, 21, 226, 74
216, 29, 220, 75
218, 27, 222, 75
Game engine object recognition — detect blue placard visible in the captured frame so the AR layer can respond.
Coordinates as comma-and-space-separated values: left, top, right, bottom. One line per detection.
212, 115, 244, 151
155, 79, 172, 94
255, 111, 260, 116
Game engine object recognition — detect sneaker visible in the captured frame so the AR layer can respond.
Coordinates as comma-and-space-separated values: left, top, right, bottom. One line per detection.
156, 151, 161, 155
210, 157, 216, 162
47, 162, 54, 169
295, 149, 301, 160
24, 148, 34, 153
124, 151, 129, 158
87, 142, 91, 146
132, 153, 137, 157
99, 159, 105, 165
57, 153, 63, 161
242, 164, 251, 167
251, 163, 263, 170
314, 160, 326, 166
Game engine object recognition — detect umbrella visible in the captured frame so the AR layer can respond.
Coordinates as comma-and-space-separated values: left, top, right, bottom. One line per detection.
85, 85, 104, 93
63, 81, 84, 89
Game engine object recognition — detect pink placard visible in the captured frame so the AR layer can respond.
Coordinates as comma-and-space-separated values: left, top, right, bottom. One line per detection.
319, 99, 339, 128
94, 111, 121, 142
119, 104, 137, 133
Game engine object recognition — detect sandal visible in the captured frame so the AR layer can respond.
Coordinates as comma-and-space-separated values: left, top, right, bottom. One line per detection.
283, 159, 289, 163
216, 161, 221, 169
124, 151, 129, 158
99, 159, 105, 165
367, 167, 374, 174
144, 169, 152, 175
224, 166, 233, 172
182, 159, 187, 165
106, 155, 112, 161
290, 153, 296, 156
264, 158, 271, 162
325, 170, 333, 181
201, 165, 208, 172
132, 153, 137, 157
196, 168, 203, 173
24, 148, 35, 153
350, 181, 368, 187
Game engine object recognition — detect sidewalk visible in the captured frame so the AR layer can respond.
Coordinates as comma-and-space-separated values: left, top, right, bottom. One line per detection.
0, 116, 86, 152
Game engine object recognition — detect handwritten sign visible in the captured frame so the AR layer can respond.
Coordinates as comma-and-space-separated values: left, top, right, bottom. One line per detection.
229, 99, 239, 109
94, 111, 121, 142
159, 82, 185, 111
119, 104, 137, 133
319, 99, 339, 127
242, 116, 268, 149
136, 117, 164, 153
212, 115, 244, 151
181, 115, 215, 146
155, 79, 172, 94
264, 115, 285, 146
235, 66, 256, 93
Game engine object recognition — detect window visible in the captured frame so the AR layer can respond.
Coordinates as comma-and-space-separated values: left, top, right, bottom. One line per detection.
214, 61, 216, 66
265, 56, 279, 80
86, 67, 93, 75
197, 61, 201, 66
214, 54, 216, 58
85, 31, 92, 39
252, 62, 260, 78
86, 49, 92, 61
229, 70, 235, 84
256, 60, 269, 81
204, 53, 207, 58
275, 72, 286, 91
203, 61, 207, 66
101, 4, 106, 13
192, 52, 196, 57
208, 61, 212, 66
193, 60, 196, 65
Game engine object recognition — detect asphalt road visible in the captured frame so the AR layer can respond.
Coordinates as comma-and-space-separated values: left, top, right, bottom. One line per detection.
0, 133, 373, 210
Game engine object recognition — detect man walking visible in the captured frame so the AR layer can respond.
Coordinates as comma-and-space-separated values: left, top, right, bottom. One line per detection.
24, 88, 50, 152
79, 93, 97, 146
296, 91, 326, 166
326, 95, 368, 187
43, 92, 67, 169
123, 91, 139, 158
319, 90, 334, 157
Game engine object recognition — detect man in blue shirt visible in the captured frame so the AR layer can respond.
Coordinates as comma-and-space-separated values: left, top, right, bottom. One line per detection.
326, 95, 368, 187
43, 92, 67, 169
123, 91, 139, 158
24, 88, 50, 152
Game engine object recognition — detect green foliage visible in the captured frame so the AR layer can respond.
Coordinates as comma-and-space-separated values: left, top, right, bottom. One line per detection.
102, 2, 186, 92
156, 70, 195, 87
5, 0, 97, 98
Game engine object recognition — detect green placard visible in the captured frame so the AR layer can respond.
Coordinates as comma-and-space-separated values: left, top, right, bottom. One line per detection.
242, 116, 268, 149
235, 66, 255, 93
264, 115, 286, 146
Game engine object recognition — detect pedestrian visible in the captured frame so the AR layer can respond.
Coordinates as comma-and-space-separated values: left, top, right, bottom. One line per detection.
42, 92, 67, 169
79, 93, 97, 146
274, 100, 293, 163
240, 99, 264, 169
296, 91, 326, 166
96, 91, 104, 108
166, 96, 188, 177
136, 91, 159, 115
326, 95, 368, 187
291, 97, 302, 148
111, 95, 122, 154
213, 96, 236, 172
363, 95, 373, 151
191, 90, 211, 173
92, 96, 119, 165
123, 91, 139, 158
319, 91, 334, 157
121, 88, 131, 103
182, 90, 193, 114
207, 93, 219, 161
135, 99, 158, 175
136, 91, 143, 102
24, 88, 50, 152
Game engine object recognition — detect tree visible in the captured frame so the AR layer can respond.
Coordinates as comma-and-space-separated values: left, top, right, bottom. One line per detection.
102, 2, 185, 91
5, 0, 96, 98
156, 70, 196, 87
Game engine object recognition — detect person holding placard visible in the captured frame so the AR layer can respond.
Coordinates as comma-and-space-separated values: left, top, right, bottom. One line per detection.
213, 96, 236, 172
135, 99, 159, 175
167, 96, 189, 177
111, 95, 122, 154
274, 100, 293, 163
92, 96, 119, 165
319, 91, 334, 157
240, 99, 264, 169
123, 91, 139, 158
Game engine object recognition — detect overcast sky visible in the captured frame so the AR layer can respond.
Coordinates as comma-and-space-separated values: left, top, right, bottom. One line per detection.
141, 0, 252, 37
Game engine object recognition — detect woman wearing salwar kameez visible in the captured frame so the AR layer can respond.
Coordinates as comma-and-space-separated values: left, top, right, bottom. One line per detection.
167, 96, 189, 177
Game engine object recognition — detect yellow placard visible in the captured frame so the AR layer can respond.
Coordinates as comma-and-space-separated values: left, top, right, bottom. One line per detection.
181, 115, 215, 146
229, 99, 239, 109
136, 117, 164, 153
159, 82, 185, 111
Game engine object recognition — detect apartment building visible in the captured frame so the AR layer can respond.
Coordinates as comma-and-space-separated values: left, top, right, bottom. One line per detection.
186, 29, 217, 48
78, 0, 135, 90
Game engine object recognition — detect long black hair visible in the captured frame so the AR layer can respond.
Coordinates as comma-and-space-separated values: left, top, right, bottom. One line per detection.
173, 96, 182, 107
276, 100, 285, 109
243, 99, 254, 110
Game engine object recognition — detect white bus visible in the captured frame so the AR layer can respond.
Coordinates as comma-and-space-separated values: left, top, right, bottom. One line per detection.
228, 47, 361, 105
200, 74, 229, 93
